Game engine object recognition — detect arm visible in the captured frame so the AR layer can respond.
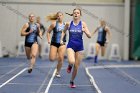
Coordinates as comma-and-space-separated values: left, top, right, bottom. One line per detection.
46, 22, 55, 44
41, 24, 46, 35
82, 22, 91, 38
21, 23, 32, 36
92, 27, 99, 36
37, 23, 43, 39
105, 26, 111, 43
60, 22, 69, 44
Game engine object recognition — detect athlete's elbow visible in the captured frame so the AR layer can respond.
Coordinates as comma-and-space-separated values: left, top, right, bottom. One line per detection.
20, 33, 25, 36
20, 33, 23, 36
88, 36, 91, 38
87, 34, 92, 38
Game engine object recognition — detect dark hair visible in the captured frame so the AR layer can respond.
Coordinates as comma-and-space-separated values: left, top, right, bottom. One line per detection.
73, 8, 82, 16
65, 8, 82, 16
65, 12, 73, 16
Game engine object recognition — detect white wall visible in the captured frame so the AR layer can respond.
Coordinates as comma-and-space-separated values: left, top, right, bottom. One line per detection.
0, 2, 125, 59
1, 0, 124, 3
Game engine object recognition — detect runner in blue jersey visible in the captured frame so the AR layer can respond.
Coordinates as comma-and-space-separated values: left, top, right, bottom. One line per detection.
36, 16, 46, 58
21, 13, 42, 73
60, 8, 91, 88
92, 20, 111, 64
47, 12, 66, 78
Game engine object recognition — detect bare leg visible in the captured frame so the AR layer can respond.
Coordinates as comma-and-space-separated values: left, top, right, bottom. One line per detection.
28, 43, 38, 73
71, 51, 82, 81
49, 45, 58, 61
94, 43, 100, 63
56, 45, 66, 75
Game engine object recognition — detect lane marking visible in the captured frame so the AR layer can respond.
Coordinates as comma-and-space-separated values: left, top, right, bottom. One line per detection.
0, 63, 25, 80
3, 83, 48, 86
51, 84, 93, 87
87, 64, 140, 69
115, 68, 140, 85
85, 68, 102, 93
2, 83, 93, 87
82, 62, 102, 93
86, 64, 140, 91
44, 69, 57, 93
36, 62, 56, 93
0, 68, 27, 88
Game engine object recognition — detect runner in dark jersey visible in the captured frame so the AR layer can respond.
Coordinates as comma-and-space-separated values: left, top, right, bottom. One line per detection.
92, 20, 111, 64
21, 13, 42, 73
36, 16, 46, 58
46, 12, 66, 78
60, 8, 91, 88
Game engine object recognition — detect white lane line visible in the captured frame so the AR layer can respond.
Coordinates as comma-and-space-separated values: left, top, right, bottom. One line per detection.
3, 83, 48, 86
85, 68, 102, 93
51, 84, 93, 87
44, 69, 57, 93
0, 63, 25, 79
87, 64, 140, 69
0, 65, 22, 68
36, 62, 56, 93
0, 68, 27, 88
116, 68, 140, 85
4, 83, 93, 87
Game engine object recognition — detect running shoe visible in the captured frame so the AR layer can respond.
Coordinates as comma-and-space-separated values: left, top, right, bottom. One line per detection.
28, 68, 32, 73
55, 73, 61, 78
69, 81, 76, 88
67, 64, 72, 73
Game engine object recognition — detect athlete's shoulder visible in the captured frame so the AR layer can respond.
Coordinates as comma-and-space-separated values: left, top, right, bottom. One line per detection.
35, 23, 39, 26
49, 21, 56, 28
104, 26, 109, 31
66, 21, 71, 26
81, 21, 85, 23
81, 21, 87, 27
24, 22, 29, 28
82, 21, 86, 25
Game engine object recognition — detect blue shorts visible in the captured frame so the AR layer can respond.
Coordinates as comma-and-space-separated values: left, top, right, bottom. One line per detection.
67, 40, 84, 52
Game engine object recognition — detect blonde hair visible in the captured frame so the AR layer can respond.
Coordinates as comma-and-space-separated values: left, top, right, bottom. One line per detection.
36, 16, 40, 20
28, 12, 35, 18
100, 19, 106, 26
46, 11, 63, 21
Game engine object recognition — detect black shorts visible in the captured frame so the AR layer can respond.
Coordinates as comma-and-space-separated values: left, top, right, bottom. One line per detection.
25, 42, 38, 48
51, 42, 65, 48
97, 41, 105, 46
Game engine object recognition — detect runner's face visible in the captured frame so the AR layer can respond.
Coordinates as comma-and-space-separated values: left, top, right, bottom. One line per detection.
36, 17, 40, 23
29, 14, 35, 22
57, 13, 63, 22
73, 9, 81, 20
100, 20, 106, 26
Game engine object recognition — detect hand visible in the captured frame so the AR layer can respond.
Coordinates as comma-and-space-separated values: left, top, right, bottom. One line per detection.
48, 41, 51, 44
60, 40, 63, 45
39, 32, 43, 39
105, 40, 109, 44
82, 27, 86, 32
28, 29, 33, 34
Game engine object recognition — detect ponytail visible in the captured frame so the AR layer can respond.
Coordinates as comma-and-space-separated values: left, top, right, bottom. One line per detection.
46, 13, 57, 21
65, 12, 73, 16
